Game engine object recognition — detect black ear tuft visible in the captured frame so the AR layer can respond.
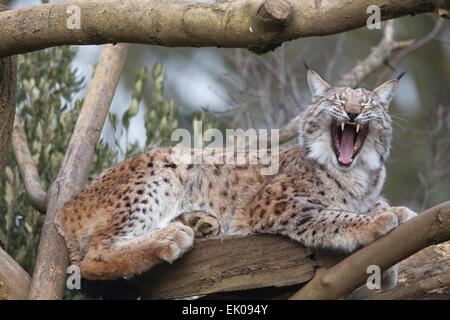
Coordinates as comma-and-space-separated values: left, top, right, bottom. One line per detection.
396, 70, 407, 81
303, 59, 310, 71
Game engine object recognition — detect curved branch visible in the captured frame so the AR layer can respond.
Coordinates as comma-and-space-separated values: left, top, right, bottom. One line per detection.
289, 201, 450, 300
11, 114, 47, 214
0, 0, 447, 58
28, 43, 129, 300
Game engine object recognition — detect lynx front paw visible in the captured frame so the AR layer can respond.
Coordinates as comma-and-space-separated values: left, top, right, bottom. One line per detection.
177, 211, 220, 237
387, 206, 417, 224
373, 212, 398, 238
156, 222, 195, 263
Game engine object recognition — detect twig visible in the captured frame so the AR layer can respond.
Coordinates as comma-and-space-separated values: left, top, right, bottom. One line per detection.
377, 18, 445, 84
337, 20, 414, 88
11, 114, 47, 214
289, 201, 450, 300
28, 43, 129, 300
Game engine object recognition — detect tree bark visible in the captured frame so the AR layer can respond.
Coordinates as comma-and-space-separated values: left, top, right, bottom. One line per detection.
0, 0, 448, 58
347, 242, 450, 300
138, 234, 315, 299
289, 201, 450, 300
28, 43, 128, 300
0, 4, 17, 191
0, 247, 31, 300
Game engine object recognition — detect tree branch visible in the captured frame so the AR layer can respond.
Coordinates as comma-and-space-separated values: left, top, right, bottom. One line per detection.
0, 0, 448, 58
0, 4, 17, 191
11, 114, 48, 214
137, 234, 315, 299
347, 242, 450, 299
28, 43, 128, 300
289, 201, 450, 300
0, 246, 31, 300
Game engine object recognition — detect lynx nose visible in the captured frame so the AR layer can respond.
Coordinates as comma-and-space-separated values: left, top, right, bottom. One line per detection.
344, 103, 361, 121
347, 112, 358, 121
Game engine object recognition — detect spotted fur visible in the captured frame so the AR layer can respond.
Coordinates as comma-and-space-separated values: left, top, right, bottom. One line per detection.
55, 70, 416, 284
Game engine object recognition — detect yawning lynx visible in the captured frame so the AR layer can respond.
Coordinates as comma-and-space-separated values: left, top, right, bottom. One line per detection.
55, 69, 416, 288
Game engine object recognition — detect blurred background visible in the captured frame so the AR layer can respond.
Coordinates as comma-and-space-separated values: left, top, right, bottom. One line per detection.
1, 0, 449, 288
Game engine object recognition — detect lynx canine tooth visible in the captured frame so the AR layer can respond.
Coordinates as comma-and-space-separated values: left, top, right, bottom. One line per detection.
340, 122, 345, 131
356, 124, 360, 133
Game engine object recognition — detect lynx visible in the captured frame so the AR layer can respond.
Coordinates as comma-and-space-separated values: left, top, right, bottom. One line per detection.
55, 69, 416, 289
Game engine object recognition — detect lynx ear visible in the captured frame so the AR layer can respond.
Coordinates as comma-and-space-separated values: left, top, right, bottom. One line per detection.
307, 70, 331, 101
373, 79, 398, 109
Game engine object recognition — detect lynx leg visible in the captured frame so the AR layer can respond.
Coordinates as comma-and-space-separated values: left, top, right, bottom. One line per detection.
368, 201, 415, 289
370, 200, 417, 224
176, 211, 220, 237
81, 222, 194, 280
270, 208, 400, 253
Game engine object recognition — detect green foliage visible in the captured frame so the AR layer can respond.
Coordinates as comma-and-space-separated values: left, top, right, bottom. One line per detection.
144, 62, 179, 148
0, 47, 88, 273
0, 46, 185, 279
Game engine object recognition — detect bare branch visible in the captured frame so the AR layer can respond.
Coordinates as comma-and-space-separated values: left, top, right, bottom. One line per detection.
0, 0, 448, 58
0, 246, 31, 300
377, 18, 445, 83
11, 114, 47, 214
336, 20, 414, 88
289, 201, 450, 300
28, 43, 129, 300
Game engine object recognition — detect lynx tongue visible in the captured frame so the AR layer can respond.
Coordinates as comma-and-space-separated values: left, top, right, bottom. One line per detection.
339, 126, 355, 164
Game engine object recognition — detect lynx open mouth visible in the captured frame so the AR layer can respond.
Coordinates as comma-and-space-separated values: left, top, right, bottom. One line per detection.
331, 120, 368, 166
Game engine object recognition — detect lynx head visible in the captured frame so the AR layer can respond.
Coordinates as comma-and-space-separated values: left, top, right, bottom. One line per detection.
299, 69, 399, 171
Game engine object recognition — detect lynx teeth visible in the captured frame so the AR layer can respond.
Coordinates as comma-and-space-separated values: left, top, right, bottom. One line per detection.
356, 124, 361, 133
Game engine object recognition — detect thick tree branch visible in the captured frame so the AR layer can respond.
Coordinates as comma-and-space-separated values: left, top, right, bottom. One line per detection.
0, 4, 17, 191
347, 242, 450, 299
0, 247, 31, 300
11, 114, 48, 214
28, 43, 128, 300
277, 20, 416, 145
138, 234, 315, 299
0, 0, 448, 58
289, 201, 450, 300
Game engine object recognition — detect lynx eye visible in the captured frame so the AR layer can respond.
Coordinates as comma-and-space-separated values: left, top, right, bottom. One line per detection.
361, 102, 374, 109
331, 99, 344, 105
